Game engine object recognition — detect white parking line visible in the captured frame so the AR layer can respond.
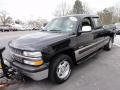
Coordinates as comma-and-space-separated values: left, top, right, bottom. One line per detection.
114, 43, 120, 47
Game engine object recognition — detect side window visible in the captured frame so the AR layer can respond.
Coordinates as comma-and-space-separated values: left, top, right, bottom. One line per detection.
92, 17, 102, 29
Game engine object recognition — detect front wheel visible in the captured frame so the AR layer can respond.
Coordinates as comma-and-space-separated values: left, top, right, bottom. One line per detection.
104, 38, 113, 50
49, 54, 73, 84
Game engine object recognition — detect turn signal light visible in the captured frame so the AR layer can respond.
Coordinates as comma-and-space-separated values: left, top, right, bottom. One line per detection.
24, 60, 44, 66
34, 60, 44, 66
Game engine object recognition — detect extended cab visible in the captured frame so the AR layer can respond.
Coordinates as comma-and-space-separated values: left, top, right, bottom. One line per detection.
4, 14, 115, 83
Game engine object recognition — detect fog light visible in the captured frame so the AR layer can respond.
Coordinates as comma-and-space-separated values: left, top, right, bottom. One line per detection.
4, 60, 10, 67
0, 84, 8, 88
24, 60, 44, 66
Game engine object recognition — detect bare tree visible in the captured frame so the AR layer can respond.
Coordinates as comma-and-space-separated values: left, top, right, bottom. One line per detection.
28, 18, 47, 29
82, 2, 90, 14
97, 7, 120, 24
112, 7, 120, 23
0, 11, 13, 26
54, 0, 91, 17
54, 0, 71, 17
97, 8, 113, 25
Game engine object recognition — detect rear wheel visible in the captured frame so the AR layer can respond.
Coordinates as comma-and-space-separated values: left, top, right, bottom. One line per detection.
104, 38, 113, 50
49, 54, 73, 84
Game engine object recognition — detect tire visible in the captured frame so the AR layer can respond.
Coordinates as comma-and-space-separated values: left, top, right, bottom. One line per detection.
49, 54, 73, 84
104, 38, 113, 50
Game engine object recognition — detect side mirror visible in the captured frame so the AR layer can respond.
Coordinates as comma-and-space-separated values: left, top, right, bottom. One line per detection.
82, 26, 92, 32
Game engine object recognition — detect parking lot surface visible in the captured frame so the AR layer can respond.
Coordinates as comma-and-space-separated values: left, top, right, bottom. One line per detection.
0, 31, 120, 90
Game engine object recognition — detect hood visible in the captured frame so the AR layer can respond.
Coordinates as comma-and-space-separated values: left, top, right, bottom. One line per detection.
10, 32, 69, 51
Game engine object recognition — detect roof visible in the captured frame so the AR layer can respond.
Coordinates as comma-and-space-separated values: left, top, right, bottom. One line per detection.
60, 14, 99, 19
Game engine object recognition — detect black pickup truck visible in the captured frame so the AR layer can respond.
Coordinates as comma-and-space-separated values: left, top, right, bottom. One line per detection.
4, 14, 115, 83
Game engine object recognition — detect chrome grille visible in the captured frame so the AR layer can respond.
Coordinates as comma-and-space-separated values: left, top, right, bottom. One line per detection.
10, 47, 23, 55
10, 47, 23, 63
11, 54, 23, 63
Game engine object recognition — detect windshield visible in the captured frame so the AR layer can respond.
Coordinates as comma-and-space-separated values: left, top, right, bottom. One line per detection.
43, 17, 78, 33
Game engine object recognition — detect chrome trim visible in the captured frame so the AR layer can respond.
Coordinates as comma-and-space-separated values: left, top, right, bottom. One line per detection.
22, 69, 48, 81
75, 38, 109, 61
11, 51, 42, 60
78, 39, 106, 51
4, 59, 11, 67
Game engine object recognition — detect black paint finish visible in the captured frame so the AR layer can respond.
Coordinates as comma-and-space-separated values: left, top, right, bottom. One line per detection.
7, 14, 115, 73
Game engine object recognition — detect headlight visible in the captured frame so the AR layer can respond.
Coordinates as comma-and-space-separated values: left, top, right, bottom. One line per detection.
23, 51, 42, 58
24, 60, 44, 66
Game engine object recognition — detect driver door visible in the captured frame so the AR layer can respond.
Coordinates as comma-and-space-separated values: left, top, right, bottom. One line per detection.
75, 17, 94, 61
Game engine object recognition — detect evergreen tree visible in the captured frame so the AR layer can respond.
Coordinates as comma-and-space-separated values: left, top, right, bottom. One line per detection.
73, 0, 84, 14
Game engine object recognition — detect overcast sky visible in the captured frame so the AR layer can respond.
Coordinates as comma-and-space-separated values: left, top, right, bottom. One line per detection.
0, 0, 119, 21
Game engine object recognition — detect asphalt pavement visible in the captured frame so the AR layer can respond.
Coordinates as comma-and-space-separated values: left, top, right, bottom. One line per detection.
0, 31, 120, 90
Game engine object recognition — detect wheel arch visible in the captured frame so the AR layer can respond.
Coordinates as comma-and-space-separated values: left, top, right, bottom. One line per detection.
49, 48, 77, 66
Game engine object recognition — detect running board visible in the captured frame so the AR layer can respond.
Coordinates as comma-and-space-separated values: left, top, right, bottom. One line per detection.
76, 49, 100, 64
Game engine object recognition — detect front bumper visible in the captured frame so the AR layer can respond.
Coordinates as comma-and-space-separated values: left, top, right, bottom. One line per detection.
4, 58, 49, 81
22, 68, 48, 81
3, 47, 49, 81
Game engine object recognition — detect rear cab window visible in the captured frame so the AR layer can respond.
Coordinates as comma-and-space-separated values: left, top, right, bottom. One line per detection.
92, 17, 102, 29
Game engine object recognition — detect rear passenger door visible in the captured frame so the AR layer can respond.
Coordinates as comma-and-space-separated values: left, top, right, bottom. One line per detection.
92, 17, 107, 47
92, 17, 104, 42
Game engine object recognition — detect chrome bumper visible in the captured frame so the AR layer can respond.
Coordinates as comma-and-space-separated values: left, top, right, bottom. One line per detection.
22, 68, 48, 81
